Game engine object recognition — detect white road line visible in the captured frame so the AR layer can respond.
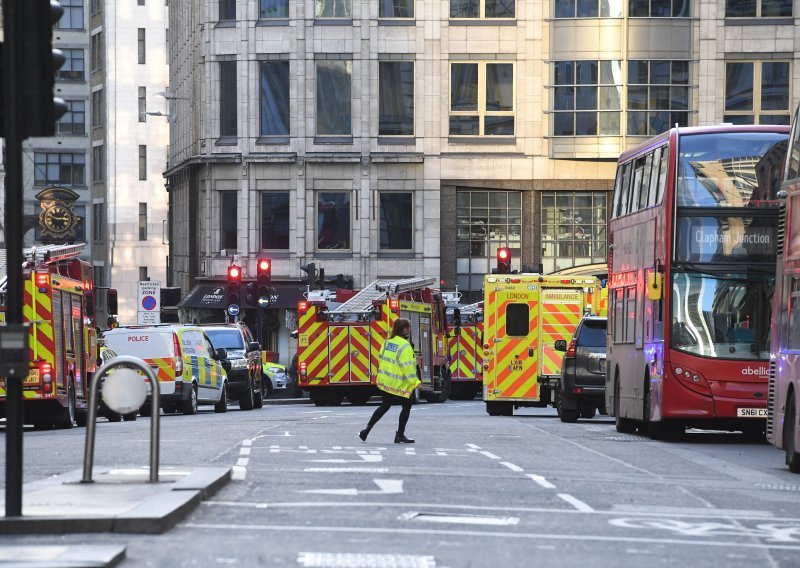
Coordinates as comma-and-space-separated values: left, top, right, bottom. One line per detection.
558, 494, 594, 512
231, 466, 247, 481
479, 451, 501, 460
304, 467, 389, 473
303, 410, 333, 414
242, 439, 253, 447
465, 443, 482, 450
236, 457, 250, 467
526, 474, 556, 489
436, 451, 447, 456
239, 447, 251, 456
500, 462, 524, 473
182, 523, 800, 551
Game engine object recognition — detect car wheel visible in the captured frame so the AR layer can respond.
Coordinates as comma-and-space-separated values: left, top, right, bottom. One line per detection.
239, 378, 255, 411
215, 383, 228, 413
580, 407, 596, 419
557, 392, 579, 423
785, 393, 800, 473
253, 377, 264, 409
182, 384, 198, 415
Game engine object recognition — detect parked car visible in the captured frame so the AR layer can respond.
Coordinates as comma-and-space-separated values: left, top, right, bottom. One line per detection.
554, 316, 608, 422
263, 362, 288, 395
197, 323, 265, 410
102, 325, 229, 415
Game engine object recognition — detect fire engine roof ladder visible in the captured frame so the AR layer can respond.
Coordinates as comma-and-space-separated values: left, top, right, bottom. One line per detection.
328, 276, 437, 314
0, 244, 86, 294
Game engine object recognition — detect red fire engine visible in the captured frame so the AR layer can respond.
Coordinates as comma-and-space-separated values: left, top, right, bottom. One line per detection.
0, 244, 108, 428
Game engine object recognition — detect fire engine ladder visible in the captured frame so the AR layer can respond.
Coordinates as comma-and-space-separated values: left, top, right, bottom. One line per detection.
328, 276, 437, 314
0, 244, 86, 295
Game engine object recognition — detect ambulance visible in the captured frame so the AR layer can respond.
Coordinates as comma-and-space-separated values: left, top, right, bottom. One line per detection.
482, 274, 599, 416
445, 301, 484, 400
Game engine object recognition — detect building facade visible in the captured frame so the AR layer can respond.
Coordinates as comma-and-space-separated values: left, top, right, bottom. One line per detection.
90, 0, 170, 324
166, 0, 800, 361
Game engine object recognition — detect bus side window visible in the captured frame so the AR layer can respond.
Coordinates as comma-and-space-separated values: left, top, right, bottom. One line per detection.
656, 146, 668, 205
629, 158, 644, 214
613, 288, 625, 343
638, 153, 653, 211
648, 147, 662, 208
789, 278, 800, 350
625, 286, 636, 344
617, 163, 632, 217
612, 168, 624, 219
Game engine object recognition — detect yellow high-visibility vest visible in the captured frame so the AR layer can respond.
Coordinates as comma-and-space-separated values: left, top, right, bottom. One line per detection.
376, 336, 421, 398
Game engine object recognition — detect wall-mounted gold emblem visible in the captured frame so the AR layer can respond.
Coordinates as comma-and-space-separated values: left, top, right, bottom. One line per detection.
36, 187, 80, 241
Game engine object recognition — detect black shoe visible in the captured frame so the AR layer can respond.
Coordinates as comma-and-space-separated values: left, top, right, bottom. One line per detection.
394, 434, 415, 444
359, 429, 369, 442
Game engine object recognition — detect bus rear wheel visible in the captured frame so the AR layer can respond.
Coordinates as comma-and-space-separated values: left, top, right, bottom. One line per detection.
614, 376, 636, 434
784, 393, 800, 473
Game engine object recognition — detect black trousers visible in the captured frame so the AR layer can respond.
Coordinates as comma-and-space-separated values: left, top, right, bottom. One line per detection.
366, 391, 412, 434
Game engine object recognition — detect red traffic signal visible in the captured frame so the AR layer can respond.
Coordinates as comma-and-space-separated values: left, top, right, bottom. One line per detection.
497, 247, 512, 274
227, 265, 242, 282
257, 259, 271, 273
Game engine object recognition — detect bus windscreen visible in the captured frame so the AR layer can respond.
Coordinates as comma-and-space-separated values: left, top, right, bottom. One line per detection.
677, 132, 788, 207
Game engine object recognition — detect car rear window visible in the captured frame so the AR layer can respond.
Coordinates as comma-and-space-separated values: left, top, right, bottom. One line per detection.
104, 331, 174, 358
577, 320, 607, 347
204, 329, 244, 350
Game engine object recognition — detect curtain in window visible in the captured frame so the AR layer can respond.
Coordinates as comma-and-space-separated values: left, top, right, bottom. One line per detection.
260, 62, 290, 136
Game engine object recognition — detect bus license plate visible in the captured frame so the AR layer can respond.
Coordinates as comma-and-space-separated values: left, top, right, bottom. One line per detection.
24, 370, 40, 385
737, 408, 767, 418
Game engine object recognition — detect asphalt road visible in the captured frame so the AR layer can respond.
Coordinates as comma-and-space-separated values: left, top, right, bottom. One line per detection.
3, 399, 800, 567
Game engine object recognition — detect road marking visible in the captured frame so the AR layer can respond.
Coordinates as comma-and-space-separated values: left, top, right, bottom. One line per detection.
465, 443, 481, 450
304, 467, 389, 473
242, 439, 252, 447
526, 474, 556, 489
236, 457, 249, 467
436, 451, 447, 456
300, 479, 404, 497
479, 451, 501, 460
399, 511, 519, 526
303, 410, 333, 414
297, 552, 436, 568
610, 517, 800, 543
240, 447, 251, 456
612, 505, 774, 518
558, 494, 594, 512
308, 454, 383, 464
231, 466, 247, 481
500, 462, 524, 473
182, 523, 800, 551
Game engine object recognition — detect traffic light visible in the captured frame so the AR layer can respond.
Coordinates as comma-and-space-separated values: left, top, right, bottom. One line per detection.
20, 0, 68, 138
227, 265, 242, 306
256, 258, 272, 300
497, 247, 512, 274
300, 263, 316, 289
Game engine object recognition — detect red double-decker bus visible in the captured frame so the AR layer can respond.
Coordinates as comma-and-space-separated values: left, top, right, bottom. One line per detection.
768, 107, 800, 471
606, 125, 789, 440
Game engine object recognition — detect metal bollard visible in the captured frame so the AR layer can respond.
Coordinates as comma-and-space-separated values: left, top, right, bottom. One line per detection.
82, 355, 161, 483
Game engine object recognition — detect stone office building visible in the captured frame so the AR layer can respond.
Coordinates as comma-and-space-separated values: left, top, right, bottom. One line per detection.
166, 0, 799, 359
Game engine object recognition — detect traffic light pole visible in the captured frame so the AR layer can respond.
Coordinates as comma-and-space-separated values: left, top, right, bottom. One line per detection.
4, 0, 28, 518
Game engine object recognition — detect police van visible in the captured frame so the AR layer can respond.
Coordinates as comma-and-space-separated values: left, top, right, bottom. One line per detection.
103, 325, 228, 415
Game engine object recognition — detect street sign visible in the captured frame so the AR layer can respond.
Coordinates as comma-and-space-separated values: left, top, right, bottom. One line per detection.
228, 304, 240, 316
137, 280, 161, 325
258, 297, 270, 308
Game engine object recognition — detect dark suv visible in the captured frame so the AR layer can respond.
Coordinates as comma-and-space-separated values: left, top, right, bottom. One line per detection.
198, 323, 265, 410
554, 316, 607, 422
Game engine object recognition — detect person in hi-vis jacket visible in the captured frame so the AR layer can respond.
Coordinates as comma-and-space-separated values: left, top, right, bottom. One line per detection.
359, 318, 421, 443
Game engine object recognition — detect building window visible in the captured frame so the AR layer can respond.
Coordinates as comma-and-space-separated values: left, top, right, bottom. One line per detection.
316, 60, 352, 136
725, 0, 791, 17
456, 190, 522, 302
138, 0, 145, 5
540, 191, 608, 274
379, 61, 414, 136
57, 49, 85, 81
139, 267, 148, 281
380, 193, 413, 250
220, 61, 238, 137
261, 192, 290, 250
380, 0, 414, 17
554, 0, 623, 17
450, 0, 515, 18
220, 192, 238, 250
724, 61, 791, 125
317, 192, 351, 250
315, 0, 351, 18
92, 203, 104, 242
220, 0, 236, 19
628, 0, 689, 16
138, 203, 147, 241
91, 89, 104, 128
57, 0, 84, 29
138, 86, 146, 122
137, 28, 146, 64
90, 0, 101, 16
139, 145, 147, 181
260, 0, 289, 18
92, 145, 105, 183
57, 100, 86, 134
34, 152, 86, 186
260, 61, 290, 137
90, 31, 103, 72
553, 60, 622, 136
627, 60, 690, 135
450, 62, 514, 136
